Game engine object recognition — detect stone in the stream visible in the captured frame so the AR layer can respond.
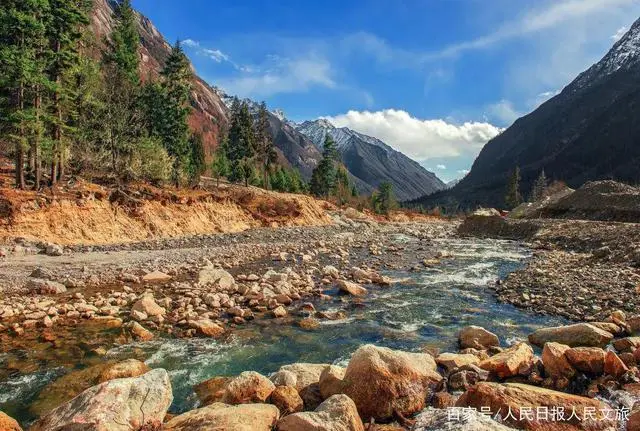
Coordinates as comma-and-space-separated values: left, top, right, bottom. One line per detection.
195, 376, 232, 406
276, 394, 364, 431
197, 267, 235, 291
128, 321, 154, 341
342, 344, 442, 421
270, 385, 304, 414
131, 294, 166, 317
0, 411, 22, 431
188, 319, 224, 337
97, 359, 150, 383
319, 365, 346, 399
478, 342, 534, 378
271, 363, 330, 392
142, 270, 172, 283
435, 353, 479, 372
30, 369, 173, 431
458, 326, 499, 349
541, 342, 575, 379
412, 407, 513, 431
604, 351, 629, 378
336, 280, 368, 296
456, 382, 616, 430
528, 323, 613, 348
272, 305, 287, 318
565, 347, 606, 375
165, 403, 280, 431
222, 371, 275, 404
26, 278, 67, 295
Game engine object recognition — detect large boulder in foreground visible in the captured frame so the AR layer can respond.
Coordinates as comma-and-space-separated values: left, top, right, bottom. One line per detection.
565, 347, 606, 375
528, 323, 613, 348
165, 403, 279, 431
456, 382, 616, 430
0, 412, 22, 431
342, 344, 442, 421
220, 371, 275, 405
30, 369, 173, 431
478, 342, 534, 378
276, 394, 364, 431
459, 326, 499, 349
412, 407, 513, 431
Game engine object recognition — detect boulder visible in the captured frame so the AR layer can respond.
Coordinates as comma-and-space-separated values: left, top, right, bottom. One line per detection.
46, 244, 64, 256
337, 280, 368, 296
478, 342, 534, 378
342, 344, 442, 421
604, 351, 628, 378
528, 323, 613, 348
412, 407, 513, 431
27, 278, 67, 295
165, 403, 279, 431
97, 359, 150, 383
456, 382, 616, 430
436, 353, 480, 372
131, 295, 166, 317
565, 347, 606, 375
458, 326, 499, 349
30, 369, 173, 431
142, 270, 172, 283
188, 319, 224, 337
272, 306, 287, 318
322, 266, 340, 279
271, 363, 330, 392
197, 267, 235, 291
541, 342, 575, 379
222, 371, 275, 404
319, 365, 346, 399
194, 376, 232, 406
0, 412, 22, 431
612, 337, 640, 353
270, 385, 304, 414
276, 394, 364, 431
128, 321, 154, 341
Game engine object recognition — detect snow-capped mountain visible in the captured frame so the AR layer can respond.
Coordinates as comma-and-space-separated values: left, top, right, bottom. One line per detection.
296, 119, 446, 201
416, 17, 640, 209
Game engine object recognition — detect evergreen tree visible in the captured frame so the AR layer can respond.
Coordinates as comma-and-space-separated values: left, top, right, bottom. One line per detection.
254, 102, 276, 188
106, 0, 139, 84
227, 100, 255, 185
210, 142, 229, 187
158, 41, 193, 185
188, 132, 206, 182
47, 0, 90, 183
530, 169, 548, 202
334, 166, 353, 205
372, 181, 395, 215
0, 0, 51, 189
505, 166, 523, 209
310, 135, 338, 197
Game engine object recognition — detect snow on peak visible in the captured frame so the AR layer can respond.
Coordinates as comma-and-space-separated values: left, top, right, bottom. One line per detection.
272, 108, 287, 122
296, 118, 393, 153
572, 18, 640, 91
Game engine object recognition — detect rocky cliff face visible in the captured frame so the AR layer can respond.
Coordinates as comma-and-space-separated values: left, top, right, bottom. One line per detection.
297, 119, 446, 201
415, 18, 640, 210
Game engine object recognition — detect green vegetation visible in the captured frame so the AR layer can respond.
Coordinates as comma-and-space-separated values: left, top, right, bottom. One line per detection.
505, 166, 523, 209
372, 181, 396, 215
530, 169, 548, 202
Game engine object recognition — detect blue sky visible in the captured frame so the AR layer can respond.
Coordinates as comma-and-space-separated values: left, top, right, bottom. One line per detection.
133, 0, 640, 182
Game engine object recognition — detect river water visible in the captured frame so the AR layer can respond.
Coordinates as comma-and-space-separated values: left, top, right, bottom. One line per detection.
0, 237, 567, 424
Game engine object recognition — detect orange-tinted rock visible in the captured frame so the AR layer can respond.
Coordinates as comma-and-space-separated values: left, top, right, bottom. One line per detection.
528, 323, 613, 348
436, 352, 480, 372
0, 412, 22, 431
478, 342, 534, 378
604, 351, 628, 378
541, 342, 575, 379
270, 386, 304, 415
194, 376, 232, 406
456, 382, 616, 430
458, 326, 499, 349
565, 347, 606, 375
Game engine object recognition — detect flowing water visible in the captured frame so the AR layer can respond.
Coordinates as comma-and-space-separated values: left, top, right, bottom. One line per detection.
0, 237, 567, 424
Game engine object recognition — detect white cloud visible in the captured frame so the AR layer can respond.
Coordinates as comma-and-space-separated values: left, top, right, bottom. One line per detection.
436, 164, 447, 170
217, 56, 336, 98
611, 26, 628, 41
458, 169, 470, 175
428, 0, 637, 59
485, 99, 523, 126
324, 109, 501, 160
182, 39, 233, 64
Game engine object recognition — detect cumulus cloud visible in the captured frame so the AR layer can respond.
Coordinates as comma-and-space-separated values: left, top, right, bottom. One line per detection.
183, 39, 233, 64
324, 109, 501, 160
217, 56, 335, 98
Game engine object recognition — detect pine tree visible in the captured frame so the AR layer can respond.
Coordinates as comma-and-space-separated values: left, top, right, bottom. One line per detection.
188, 132, 206, 182
158, 41, 193, 185
227, 100, 255, 185
505, 166, 523, 209
530, 169, 548, 202
47, 0, 90, 183
310, 135, 338, 197
106, 0, 139, 84
373, 181, 395, 215
210, 142, 229, 187
254, 102, 276, 189
334, 166, 353, 205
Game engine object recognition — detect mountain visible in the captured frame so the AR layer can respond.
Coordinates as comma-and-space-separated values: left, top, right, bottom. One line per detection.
296, 119, 446, 201
414, 18, 640, 210
91, 0, 323, 178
